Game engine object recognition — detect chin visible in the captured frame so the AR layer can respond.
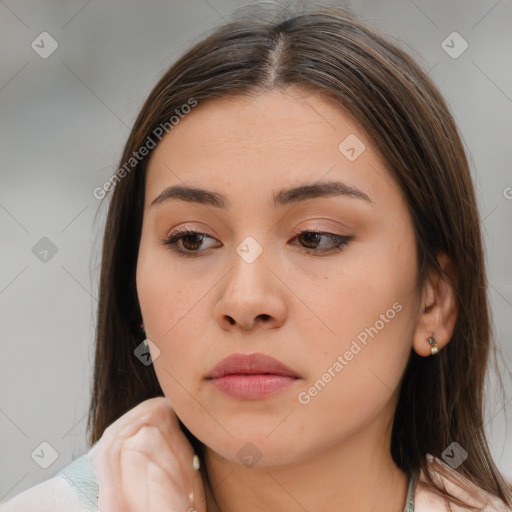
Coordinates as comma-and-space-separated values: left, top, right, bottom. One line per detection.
198, 428, 315, 468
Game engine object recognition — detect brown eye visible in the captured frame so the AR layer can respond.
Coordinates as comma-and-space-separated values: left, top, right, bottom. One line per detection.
297, 231, 323, 249
180, 233, 204, 251
292, 229, 353, 255
163, 228, 220, 257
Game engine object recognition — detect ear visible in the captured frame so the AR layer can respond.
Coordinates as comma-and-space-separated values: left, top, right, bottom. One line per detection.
412, 252, 459, 357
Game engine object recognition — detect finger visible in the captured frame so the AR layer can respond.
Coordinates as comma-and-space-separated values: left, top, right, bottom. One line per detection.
122, 425, 183, 479
124, 409, 205, 512
90, 439, 126, 512
114, 398, 199, 491
92, 423, 185, 512
120, 426, 189, 512
100, 397, 176, 442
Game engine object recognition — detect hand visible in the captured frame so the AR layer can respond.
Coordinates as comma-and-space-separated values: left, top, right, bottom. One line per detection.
89, 396, 206, 512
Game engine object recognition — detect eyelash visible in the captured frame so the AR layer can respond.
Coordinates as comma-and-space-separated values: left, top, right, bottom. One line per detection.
162, 227, 353, 258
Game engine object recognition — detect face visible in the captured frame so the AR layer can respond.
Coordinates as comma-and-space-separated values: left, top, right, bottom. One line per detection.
136, 87, 422, 467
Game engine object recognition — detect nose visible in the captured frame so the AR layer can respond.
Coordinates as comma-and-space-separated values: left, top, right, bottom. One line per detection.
213, 250, 287, 333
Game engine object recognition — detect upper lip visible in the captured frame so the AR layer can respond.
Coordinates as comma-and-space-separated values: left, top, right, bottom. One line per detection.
208, 352, 300, 379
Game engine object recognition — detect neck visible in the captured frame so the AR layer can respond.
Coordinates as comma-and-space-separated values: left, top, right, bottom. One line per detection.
201, 420, 409, 512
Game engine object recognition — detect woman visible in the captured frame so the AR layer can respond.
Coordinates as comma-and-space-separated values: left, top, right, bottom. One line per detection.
2, 4, 511, 512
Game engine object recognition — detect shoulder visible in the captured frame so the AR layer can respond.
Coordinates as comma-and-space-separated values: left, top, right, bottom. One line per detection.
0, 451, 97, 512
0, 477, 89, 512
413, 456, 511, 512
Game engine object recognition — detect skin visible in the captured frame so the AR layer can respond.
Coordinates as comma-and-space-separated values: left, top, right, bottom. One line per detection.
136, 86, 458, 512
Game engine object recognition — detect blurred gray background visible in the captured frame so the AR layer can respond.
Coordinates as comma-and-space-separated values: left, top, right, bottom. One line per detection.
1, 0, 511, 500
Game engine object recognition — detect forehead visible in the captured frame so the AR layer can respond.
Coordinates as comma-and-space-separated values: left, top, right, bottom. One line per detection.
144, 88, 398, 208
150, 89, 362, 158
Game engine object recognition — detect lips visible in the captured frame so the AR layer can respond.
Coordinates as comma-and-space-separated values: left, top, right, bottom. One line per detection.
207, 353, 301, 400
208, 352, 300, 379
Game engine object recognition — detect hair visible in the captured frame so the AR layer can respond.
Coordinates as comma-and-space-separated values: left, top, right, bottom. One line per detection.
86, 3, 511, 509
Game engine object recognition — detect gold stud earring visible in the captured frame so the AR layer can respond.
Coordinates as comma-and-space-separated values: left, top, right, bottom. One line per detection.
427, 336, 438, 355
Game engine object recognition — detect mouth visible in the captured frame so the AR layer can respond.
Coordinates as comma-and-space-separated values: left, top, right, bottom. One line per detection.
207, 352, 301, 400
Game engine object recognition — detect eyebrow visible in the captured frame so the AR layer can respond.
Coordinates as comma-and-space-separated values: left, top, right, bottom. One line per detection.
150, 181, 373, 208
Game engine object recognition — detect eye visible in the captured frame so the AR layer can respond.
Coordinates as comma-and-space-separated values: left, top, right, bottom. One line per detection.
162, 227, 221, 257
291, 228, 353, 255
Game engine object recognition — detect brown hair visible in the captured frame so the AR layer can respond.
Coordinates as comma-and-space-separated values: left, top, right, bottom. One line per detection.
87, 4, 512, 509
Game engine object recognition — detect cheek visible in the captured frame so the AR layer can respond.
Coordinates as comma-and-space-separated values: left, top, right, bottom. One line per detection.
293, 279, 416, 446
136, 249, 211, 388
303, 248, 416, 351
137, 244, 196, 329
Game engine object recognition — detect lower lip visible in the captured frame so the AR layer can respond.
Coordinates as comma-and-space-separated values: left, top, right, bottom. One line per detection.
209, 374, 298, 400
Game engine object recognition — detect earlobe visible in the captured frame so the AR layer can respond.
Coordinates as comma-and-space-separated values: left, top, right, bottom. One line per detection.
412, 252, 459, 357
